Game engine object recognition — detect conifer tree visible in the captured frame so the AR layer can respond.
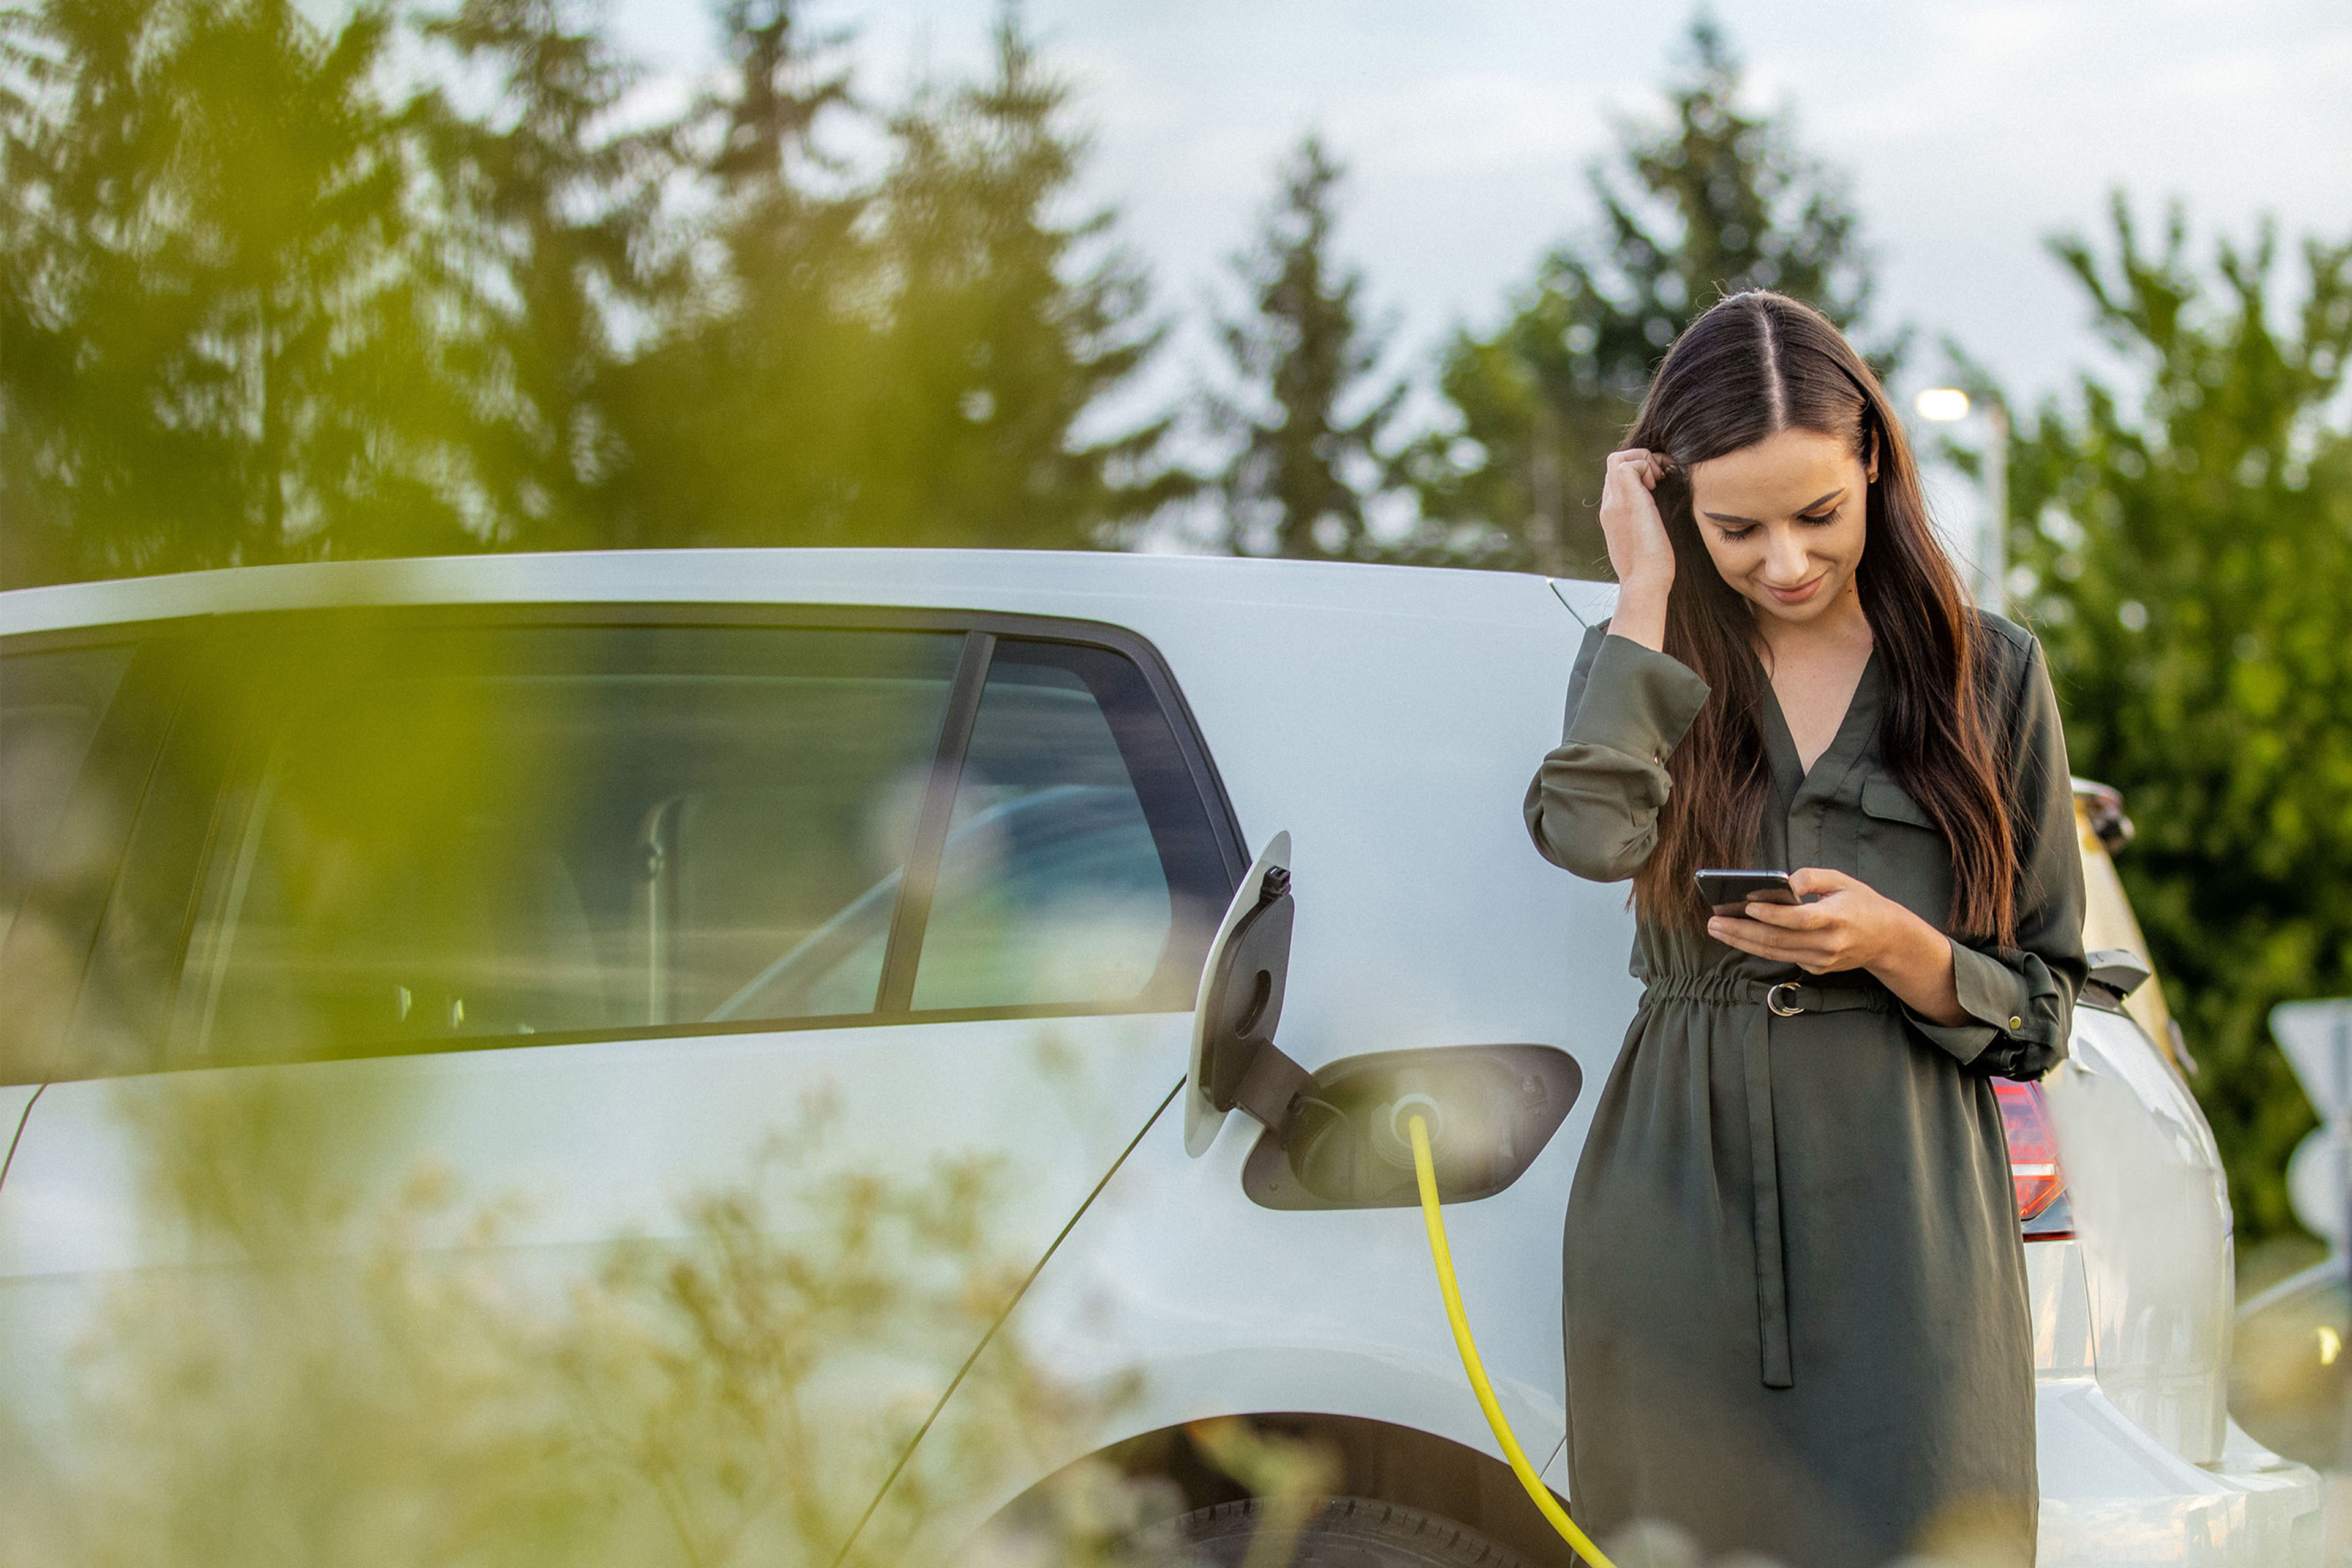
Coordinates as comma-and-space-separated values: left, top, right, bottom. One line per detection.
1, 0, 476, 580
602, 0, 869, 546
415, 0, 674, 547
850, 12, 1185, 548
1212, 135, 1403, 560
704, 0, 848, 194
1412, 15, 1874, 576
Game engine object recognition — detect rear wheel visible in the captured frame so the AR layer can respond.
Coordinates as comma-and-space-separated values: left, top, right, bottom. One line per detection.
1120, 1496, 1536, 1568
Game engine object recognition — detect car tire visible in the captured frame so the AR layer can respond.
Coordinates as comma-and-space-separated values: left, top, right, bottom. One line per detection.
1120, 1496, 1536, 1568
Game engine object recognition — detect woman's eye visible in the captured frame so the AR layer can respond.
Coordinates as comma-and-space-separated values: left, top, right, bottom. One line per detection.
1719, 524, 1758, 541
1799, 510, 1837, 526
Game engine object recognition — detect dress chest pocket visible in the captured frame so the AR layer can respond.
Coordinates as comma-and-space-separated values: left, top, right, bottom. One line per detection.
1857, 776, 1953, 923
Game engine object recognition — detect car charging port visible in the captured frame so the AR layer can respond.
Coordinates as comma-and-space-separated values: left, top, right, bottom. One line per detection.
1377, 1092, 1445, 1171
1240, 1044, 1582, 1211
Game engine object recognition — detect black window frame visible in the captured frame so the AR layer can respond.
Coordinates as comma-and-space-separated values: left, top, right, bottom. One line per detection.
43, 601, 1247, 1079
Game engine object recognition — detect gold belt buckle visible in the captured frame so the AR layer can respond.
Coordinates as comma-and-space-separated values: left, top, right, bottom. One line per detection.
1766, 982, 1805, 1017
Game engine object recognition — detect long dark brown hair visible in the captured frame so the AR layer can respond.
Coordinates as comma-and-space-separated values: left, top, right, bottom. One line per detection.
1626, 292, 2017, 943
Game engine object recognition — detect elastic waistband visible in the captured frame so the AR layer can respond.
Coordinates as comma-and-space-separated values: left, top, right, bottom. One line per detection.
1641, 973, 1899, 1016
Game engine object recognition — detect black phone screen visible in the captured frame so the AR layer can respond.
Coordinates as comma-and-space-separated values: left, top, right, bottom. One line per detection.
1694, 868, 1798, 914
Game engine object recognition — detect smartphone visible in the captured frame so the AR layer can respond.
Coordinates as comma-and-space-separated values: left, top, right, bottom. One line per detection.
1694, 868, 1800, 916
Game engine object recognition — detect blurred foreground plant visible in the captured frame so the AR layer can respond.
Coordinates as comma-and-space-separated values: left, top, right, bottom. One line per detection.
1178, 1419, 1341, 1568
4, 1085, 1141, 1568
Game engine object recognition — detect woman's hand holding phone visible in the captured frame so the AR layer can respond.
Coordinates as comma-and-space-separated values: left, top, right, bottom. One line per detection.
1599, 448, 1675, 650
1706, 867, 1970, 1027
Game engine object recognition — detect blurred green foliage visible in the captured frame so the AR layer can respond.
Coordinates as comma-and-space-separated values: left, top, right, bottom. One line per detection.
2003, 200, 2352, 1242
614, 12, 1188, 552
0, 0, 1185, 583
1403, 17, 1880, 578
0, 0, 484, 578
0, 1077, 1169, 1567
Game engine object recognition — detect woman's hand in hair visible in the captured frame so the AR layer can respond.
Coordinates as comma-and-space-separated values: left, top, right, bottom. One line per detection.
1600, 448, 1676, 650
1706, 867, 1969, 1027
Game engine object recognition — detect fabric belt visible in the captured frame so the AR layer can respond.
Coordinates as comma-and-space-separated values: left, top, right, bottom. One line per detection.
1638, 973, 1897, 1389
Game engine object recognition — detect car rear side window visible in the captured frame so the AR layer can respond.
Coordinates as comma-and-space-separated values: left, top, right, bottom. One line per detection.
181, 626, 962, 1060
911, 642, 1227, 1012
0, 644, 135, 953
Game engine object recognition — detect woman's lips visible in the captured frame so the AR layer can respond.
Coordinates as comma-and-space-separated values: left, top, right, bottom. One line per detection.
1764, 573, 1826, 605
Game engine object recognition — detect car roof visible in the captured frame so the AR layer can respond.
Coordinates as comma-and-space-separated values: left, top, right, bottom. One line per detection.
1, 554, 2127, 815
0, 549, 1582, 639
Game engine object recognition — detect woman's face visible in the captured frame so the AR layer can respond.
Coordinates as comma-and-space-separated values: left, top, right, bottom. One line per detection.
1685, 425, 1873, 627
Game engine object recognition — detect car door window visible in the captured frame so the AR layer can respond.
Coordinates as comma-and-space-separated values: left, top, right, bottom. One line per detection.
910, 641, 1229, 1013
709, 637, 1235, 1022
0, 644, 136, 953
179, 625, 962, 1061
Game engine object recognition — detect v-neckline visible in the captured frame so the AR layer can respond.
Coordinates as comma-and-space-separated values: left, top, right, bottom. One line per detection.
1758, 647, 1880, 796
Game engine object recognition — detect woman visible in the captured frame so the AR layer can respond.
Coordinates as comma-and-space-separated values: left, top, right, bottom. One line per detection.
1525, 292, 2085, 1568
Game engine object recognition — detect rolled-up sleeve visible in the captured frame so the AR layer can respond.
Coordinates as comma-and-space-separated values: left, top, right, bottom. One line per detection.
1899, 633, 2087, 1079
1524, 624, 1713, 883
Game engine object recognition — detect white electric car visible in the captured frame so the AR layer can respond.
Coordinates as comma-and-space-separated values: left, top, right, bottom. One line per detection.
0, 551, 2320, 1566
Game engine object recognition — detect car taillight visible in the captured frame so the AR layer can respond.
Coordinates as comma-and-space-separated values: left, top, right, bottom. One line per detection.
1994, 1080, 2074, 1240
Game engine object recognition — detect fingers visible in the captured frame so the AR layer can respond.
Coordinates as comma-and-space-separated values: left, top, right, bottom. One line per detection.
1602, 455, 1649, 495
1707, 913, 1855, 974
1741, 899, 1831, 929
1706, 916, 1822, 965
1607, 448, 1672, 489
1787, 867, 1853, 897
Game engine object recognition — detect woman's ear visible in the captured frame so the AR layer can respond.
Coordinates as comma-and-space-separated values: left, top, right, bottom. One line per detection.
1864, 425, 1880, 484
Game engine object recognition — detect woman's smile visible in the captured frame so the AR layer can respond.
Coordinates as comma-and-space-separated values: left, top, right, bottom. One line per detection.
1763, 571, 1828, 605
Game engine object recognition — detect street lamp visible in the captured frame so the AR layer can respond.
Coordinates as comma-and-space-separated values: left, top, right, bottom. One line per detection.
1914, 388, 2010, 614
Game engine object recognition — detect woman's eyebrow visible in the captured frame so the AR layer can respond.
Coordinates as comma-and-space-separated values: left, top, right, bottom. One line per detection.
1701, 486, 1847, 526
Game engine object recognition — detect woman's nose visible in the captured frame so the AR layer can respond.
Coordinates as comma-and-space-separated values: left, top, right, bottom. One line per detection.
1762, 527, 1812, 584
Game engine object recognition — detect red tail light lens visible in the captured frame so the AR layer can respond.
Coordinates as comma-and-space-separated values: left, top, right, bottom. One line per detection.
1994, 1080, 2073, 1239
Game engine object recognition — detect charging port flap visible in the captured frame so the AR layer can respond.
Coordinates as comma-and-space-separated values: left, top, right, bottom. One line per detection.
1184, 833, 1298, 1156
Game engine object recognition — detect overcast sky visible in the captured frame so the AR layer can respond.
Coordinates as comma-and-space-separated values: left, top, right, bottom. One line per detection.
608, 0, 2350, 437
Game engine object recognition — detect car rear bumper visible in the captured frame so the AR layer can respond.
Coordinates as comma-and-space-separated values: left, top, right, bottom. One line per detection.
2030, 1238, 2321, 1564
2039, 1378, 2321, 1566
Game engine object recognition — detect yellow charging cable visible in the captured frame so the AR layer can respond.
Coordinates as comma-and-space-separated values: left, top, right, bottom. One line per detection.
1408, 1114, 1618, 1568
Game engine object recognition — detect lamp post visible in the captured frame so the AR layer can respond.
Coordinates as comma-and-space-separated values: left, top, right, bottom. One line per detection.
1914, 388, 2010, 614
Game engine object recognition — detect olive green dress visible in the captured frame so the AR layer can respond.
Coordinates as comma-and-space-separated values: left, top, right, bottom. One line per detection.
1525, 614, 2086, 1568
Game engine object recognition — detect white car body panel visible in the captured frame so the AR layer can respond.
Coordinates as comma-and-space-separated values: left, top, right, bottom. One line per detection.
0, 550, 2320, 1566
2047, 1008, 2236, 1462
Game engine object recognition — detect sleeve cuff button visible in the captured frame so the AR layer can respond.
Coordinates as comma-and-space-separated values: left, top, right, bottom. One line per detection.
2008, 1016, 2024, 1030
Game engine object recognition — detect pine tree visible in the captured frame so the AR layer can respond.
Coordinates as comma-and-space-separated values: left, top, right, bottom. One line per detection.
704, 0, 848, 194
414, 0, 676, 548
2005, 201, 2352, 1242
1212, 134, 1403, 560
1411, 15, 1875, 577
602, 0, 870, 546
1, 0, 477, 581
848, 11, 1184, 548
